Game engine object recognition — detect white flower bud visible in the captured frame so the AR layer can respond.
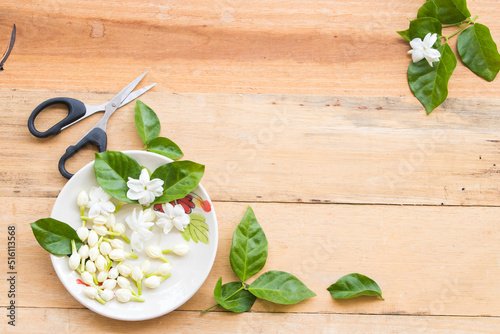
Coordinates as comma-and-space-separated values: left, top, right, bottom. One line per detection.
89, 246, 100, 261
113, 223, 126, 235
99, 241, 112, 255
97, 270, 108, 282
84, 286, 98, 300
144, 275, 161, 289
100, 289, 114, 302
110, 239, 125, 250
157, 263, 172, 276
117, 276, 131, 289
93, 215, 107, 225
109, 249, 126, 262
132, 266, 143, 282
81, 271, 94, 286
106, 213, 116, 229
77, 191, 89, 209
115, 288, 132, 303
141, 260, 151, 274
77, 227, 89, 242
108, 267, 119, 279
86, 260, 96, 274
93, 225, 108, 236
102, 279, 117, 290
78, 245, 89, 259
88, 230, 99, 247
146, 244, 162, 259
116, 263, 132, 277
95, 255, 107, 272
143, 208, 156, 222
69, 252, 80, 271
173, 243, 190, 256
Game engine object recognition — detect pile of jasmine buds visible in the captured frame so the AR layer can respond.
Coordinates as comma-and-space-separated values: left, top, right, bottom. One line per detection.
69, 189, 190, 305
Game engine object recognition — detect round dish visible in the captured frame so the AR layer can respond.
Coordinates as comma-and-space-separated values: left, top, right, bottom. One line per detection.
50, 150, 218, 321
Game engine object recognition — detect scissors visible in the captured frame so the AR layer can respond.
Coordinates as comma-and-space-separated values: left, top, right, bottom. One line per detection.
27, 72, 156, 179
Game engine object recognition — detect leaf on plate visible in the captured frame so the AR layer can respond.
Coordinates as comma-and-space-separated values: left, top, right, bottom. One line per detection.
147, 137, 184, 160
229, 206, 268, 282
181, 213, 210, 244
409, 17, 443, 47
248, 271, 316, 305
94, 151, 143, 203
135, 100, 161, 144
433, 0, 470, 24
213, 278, 256, 313
408, 43, 457, 114
417, 1, 438, 19
327, 273, 384, 300
30, 218, 82, 255
457, 23, 500, 82
150, 160, 205, 204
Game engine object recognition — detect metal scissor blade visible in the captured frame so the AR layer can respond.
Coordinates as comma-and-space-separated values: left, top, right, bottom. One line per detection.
119, 83, 156, 107
0, 24, 16, 70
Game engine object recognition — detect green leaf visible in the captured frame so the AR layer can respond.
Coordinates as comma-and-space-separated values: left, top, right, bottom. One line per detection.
248, 271, 316, 305
417, 1, 438, 19
181, 213, 210, 244
147, 137, 184, 160
134, 100, 161, 144
30, 218, 82, 255
457, 23, 500, 82
214, 278, 256, 313
327, 273, 384, 300
150, 160, 205, 204
408, 43, 457, 114
409, 17, 443, 47
433, 0, 470, 24
397, 29, 411, 42
94, 151, 142, 203
229, 206, 268, 282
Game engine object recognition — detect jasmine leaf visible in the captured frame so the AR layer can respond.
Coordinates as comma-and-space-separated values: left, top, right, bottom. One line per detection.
409, 17, 443, 47
213, 278, 256, 313
248, 271, 316, 304
94, 151, 142, 203
408, 43, 457, 114
30, 218, 82, 255
181, 213, 209, 244
151, 161, 205, 204
135, 100, 161, 144
417, 1, 438, 19
230, 206, 268, 282
327, 273, 383, 300
457, 23, 500, 82
397, 29, 411, 42
433, 0, 470, 24
147, 137, 184, 160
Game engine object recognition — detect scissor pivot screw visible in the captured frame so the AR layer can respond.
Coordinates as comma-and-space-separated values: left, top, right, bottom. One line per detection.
112, 103, 117, 107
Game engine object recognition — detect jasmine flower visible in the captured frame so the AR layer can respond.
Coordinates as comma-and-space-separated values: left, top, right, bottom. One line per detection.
155, 203, 190, 235
408, 33, 441, 67
125, 208, 154, 252
126, 169, 164, 206
86, 187, 115, 218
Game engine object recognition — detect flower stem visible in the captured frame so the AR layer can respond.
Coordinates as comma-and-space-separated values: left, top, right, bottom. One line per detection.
200, 303, 219, 314
444, 15, 478, 42
131, 295, 145, 302
114, 201, 127, 213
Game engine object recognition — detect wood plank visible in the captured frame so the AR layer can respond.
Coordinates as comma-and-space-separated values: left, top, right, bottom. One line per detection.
1, 0, 500, 98
3, 89, 500, 205
2, 308, 500, 333
2, 198, 500, 317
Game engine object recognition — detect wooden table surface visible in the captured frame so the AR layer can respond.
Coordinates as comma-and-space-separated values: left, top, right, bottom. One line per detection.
2, 0, 500, 333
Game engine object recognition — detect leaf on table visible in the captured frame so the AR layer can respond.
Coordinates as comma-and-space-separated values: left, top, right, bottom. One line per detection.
408, 43, 457, 114
229, 206, 268, 282
248, 270, 316, 305
213, 278, 256, 313
151, 160, 205, 204
94, 151, 142, 202
417, 1, 438, 19
147, 137, 184, 160
433, 0, 471, 24
409, 17, 443, 47
457, 23, 500, 82
30, 218, 82, 255
134, 100, 161, 144
181, 213, 209, 244
327, 273, 384, 300
397, 29, 411, 42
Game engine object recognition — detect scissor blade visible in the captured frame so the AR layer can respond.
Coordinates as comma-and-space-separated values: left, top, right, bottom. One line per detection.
0, 24, 16, 70
119, 83, 156, 107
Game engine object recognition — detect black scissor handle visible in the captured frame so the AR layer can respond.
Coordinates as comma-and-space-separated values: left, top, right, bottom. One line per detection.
28, 97, 86, 138
58, 127, 107, 179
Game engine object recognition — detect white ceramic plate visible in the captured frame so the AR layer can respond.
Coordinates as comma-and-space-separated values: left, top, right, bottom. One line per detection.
50, 150, 218, 321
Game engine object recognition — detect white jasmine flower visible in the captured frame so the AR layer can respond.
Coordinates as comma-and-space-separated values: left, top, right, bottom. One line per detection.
97, 270, 108, 282
102, 278, 117, 290
132, 266, 144, 282
408, 33, 441, 67
125, 209, 154, 252
86, 187, 115, 218
76, 227, 89, 242
117, 276, 132, 289
108, 268, 119, 280
100, 289, 114, 302
155, 203, 190, 235
99, 241, 111, 256
87, 230, 99, 247
112, 223, 126, 235
173, 243, 190, 256
126, 168, 164, 206
143, 208, 156, 222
